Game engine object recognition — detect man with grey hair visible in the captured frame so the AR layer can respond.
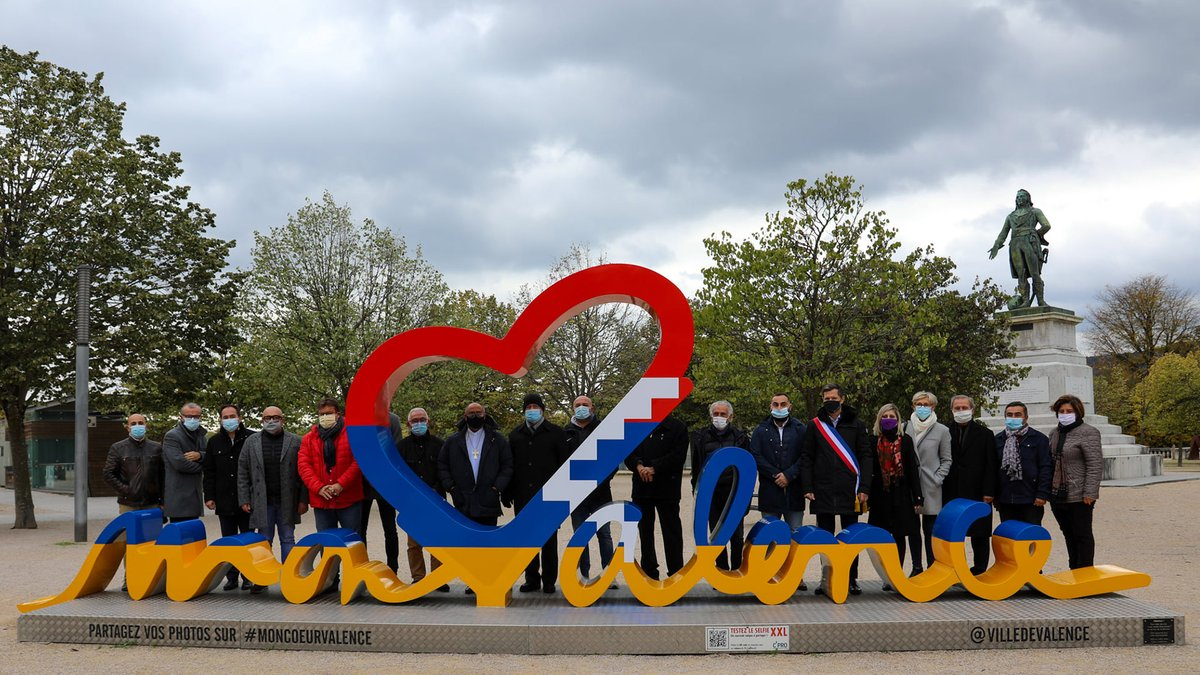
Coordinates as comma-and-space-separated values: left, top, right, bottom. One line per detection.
238, 405, 307, 593
396, 406, 449, 591
692, 400, 751, 570
941, 394, 998, 574
162, 402, 208, 523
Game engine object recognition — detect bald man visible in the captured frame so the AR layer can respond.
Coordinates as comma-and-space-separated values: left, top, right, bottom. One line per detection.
238, 406, 308, 592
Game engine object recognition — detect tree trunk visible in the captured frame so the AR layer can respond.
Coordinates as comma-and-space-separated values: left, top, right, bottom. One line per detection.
4, 399, 38, 529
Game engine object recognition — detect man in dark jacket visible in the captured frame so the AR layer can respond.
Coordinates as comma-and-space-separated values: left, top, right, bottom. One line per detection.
507, 393, 570, 594
439, 402, 513, 530
566, 395, 615, 582
625, 415, 689, 580
994, 401, 1052, 525
943, 394, 999, 574
103, 412, 164, 512
693, 400, 751, 570
749, 394, 807, 530
801, 384, 873, 596
397, 406, 449, 591
204, 404, 256, 590
163, 402, 208, 523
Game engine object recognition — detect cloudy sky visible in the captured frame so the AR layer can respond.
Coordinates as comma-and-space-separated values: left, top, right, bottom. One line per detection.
5, 0, 1199, 321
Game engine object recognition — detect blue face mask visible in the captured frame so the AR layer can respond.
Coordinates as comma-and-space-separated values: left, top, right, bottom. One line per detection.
1004, 417, 1025, 431
221, 418, 239, 433
410, 422, 428, 436
770, 408, 789, 419
183, 417, 201, 432
525, 408, 543, 424
130, 424, 147, 440
574, 406, 591, 421
915, 405, 932, 421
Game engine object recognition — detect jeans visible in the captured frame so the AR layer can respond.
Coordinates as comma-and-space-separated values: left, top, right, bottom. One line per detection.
760, 510, 804, 530
218, 511, 252, 583
258, 503, 297, 563
569, 509, 615, 579
313, 502, 364, 532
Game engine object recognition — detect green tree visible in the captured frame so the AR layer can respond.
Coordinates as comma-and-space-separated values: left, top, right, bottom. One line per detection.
0, 48, 239, 527
692, 173, 1023, 422
1134, 351, 1200, 448
1092, 357, 1140, 440
1086, 274, 1200, 375
232, 192, 447, 419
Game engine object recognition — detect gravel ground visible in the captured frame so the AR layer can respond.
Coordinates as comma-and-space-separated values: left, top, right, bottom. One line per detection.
2, 475, 1197, 673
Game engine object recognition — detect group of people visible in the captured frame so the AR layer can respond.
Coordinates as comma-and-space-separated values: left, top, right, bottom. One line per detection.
101, 385, 1104, 597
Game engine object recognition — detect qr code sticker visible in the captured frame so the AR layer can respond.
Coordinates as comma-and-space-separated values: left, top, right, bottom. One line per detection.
706, 628, 729, 650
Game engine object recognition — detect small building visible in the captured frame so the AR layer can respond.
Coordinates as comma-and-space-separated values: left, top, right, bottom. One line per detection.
24, 401, 125, 496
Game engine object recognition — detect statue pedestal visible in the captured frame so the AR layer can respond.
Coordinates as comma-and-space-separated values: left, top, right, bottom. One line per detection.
982, 307, 1162, 480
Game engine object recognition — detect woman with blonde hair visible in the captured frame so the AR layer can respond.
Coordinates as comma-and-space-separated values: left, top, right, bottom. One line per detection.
906, 391, 952, 575
867, 403, 923, 590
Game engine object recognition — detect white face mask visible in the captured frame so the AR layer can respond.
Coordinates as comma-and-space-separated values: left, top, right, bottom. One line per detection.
318, 413, 338, 429
711, 416, 729, 430
1058, 413, 1077, 426
952, 409, 973, 424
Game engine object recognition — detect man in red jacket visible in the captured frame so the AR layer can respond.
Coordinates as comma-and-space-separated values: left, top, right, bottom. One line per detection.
298, 398, 364, 534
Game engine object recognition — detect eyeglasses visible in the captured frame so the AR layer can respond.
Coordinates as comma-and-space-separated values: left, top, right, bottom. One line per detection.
182, 415, 202, 420
262, 415, 283, 422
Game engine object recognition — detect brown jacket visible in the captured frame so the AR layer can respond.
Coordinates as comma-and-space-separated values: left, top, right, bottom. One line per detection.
1047, 422, 1103, 503
102, 437, 165, 508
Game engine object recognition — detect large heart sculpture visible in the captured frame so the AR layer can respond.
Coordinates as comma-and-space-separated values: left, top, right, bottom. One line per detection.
344, 263, 694, 602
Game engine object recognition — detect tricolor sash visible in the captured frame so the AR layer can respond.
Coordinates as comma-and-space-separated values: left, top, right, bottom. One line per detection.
812, 417, 861, 493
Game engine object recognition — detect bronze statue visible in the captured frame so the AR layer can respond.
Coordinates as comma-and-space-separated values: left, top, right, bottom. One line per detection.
989, 189, 1051, 309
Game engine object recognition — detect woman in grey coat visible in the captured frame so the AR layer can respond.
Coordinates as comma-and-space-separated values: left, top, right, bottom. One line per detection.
237, 406, 308, 578
1047, 394, 1103, 569
905, 391, 952, 574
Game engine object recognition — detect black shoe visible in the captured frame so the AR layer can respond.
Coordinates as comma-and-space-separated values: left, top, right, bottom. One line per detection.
121, 582, 128, 592
250, 585, 266, 594
241, 578, 253, 590
465, 588, 475, 595
882, 583, 893, 592
436, 584, 450, 593
223, 578, 239, 591
519, 582, 540, 593
542, 584, 555, 594
814, 586, 825, 596
849, 582, 862, 596
910, 567, 924, 577
799, 580, 807, 592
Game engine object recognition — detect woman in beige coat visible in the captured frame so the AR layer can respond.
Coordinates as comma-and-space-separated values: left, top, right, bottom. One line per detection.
905, 391, 952, 574
1047, 394, 1103, 569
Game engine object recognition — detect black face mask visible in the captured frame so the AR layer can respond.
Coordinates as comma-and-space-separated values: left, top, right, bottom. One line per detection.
465, 415, 485, 430
822, 400, 842, 415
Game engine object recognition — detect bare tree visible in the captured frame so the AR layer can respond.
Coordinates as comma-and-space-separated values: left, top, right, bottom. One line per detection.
1086, 275, 1200, 374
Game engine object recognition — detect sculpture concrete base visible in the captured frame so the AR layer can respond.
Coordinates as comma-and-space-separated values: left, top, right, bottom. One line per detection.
17, 585, 1183, 653
983, 307, 1161, 480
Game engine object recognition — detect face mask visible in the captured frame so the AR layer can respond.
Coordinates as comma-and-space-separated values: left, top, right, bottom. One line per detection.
410, 421, 428, 436
914, 405, 932, 421
1005, 417, 1025, 431
770, 408, 789, 419
711, 417, 729, 430
822, 400, 842, 415
221, 418, 240, 433
318, 413, 338, 429
880, 417, 898, 431
574, 406, 591, 421
465, 414, 485, 430
1057, 413, 1077, 426
262, 420, 282, 434
182, 418, 201, 432
525, 408, 543, 424
952, 409, 973, 424
129, 424, 147, 440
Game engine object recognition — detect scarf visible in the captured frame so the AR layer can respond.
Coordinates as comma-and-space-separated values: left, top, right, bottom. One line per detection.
318, 417, 345, 472
1002, 426, 1026, 481
877, 431, 903, 489
908, 410, 938, 445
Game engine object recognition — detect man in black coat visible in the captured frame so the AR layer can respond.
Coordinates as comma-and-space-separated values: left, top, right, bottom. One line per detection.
507, 393, 571, 594
396, 407, 447, 589
203, 404, 255, 591
749, 394, 807, 529
625, 415, 689, 580
438, 402, 513, 527
943, 394, 999, 574
566, 395, 615, 581
693, 400, 751, 570
800, 384, 873, 596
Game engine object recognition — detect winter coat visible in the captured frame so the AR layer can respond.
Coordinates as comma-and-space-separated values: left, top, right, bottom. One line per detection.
203, 425, 255, 515
799, 405, 874, 515
162, 423, 208, 518
993, 427, 1053, 505
624, 416, 689, 503
298, 423, 364, 509
943, 419, 999, 539
905, 419, 953, 515
867, 432, 923, 536
102, 437, 165, 508
506, 420, 570, 510
565, 416, 614, 515
1047, 422, 1103, 503
397, 432, 446, 495
237, 430, 306, 529
748, 416, 806, 514
691, 422, 751, 492
439, 416, 513, 519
